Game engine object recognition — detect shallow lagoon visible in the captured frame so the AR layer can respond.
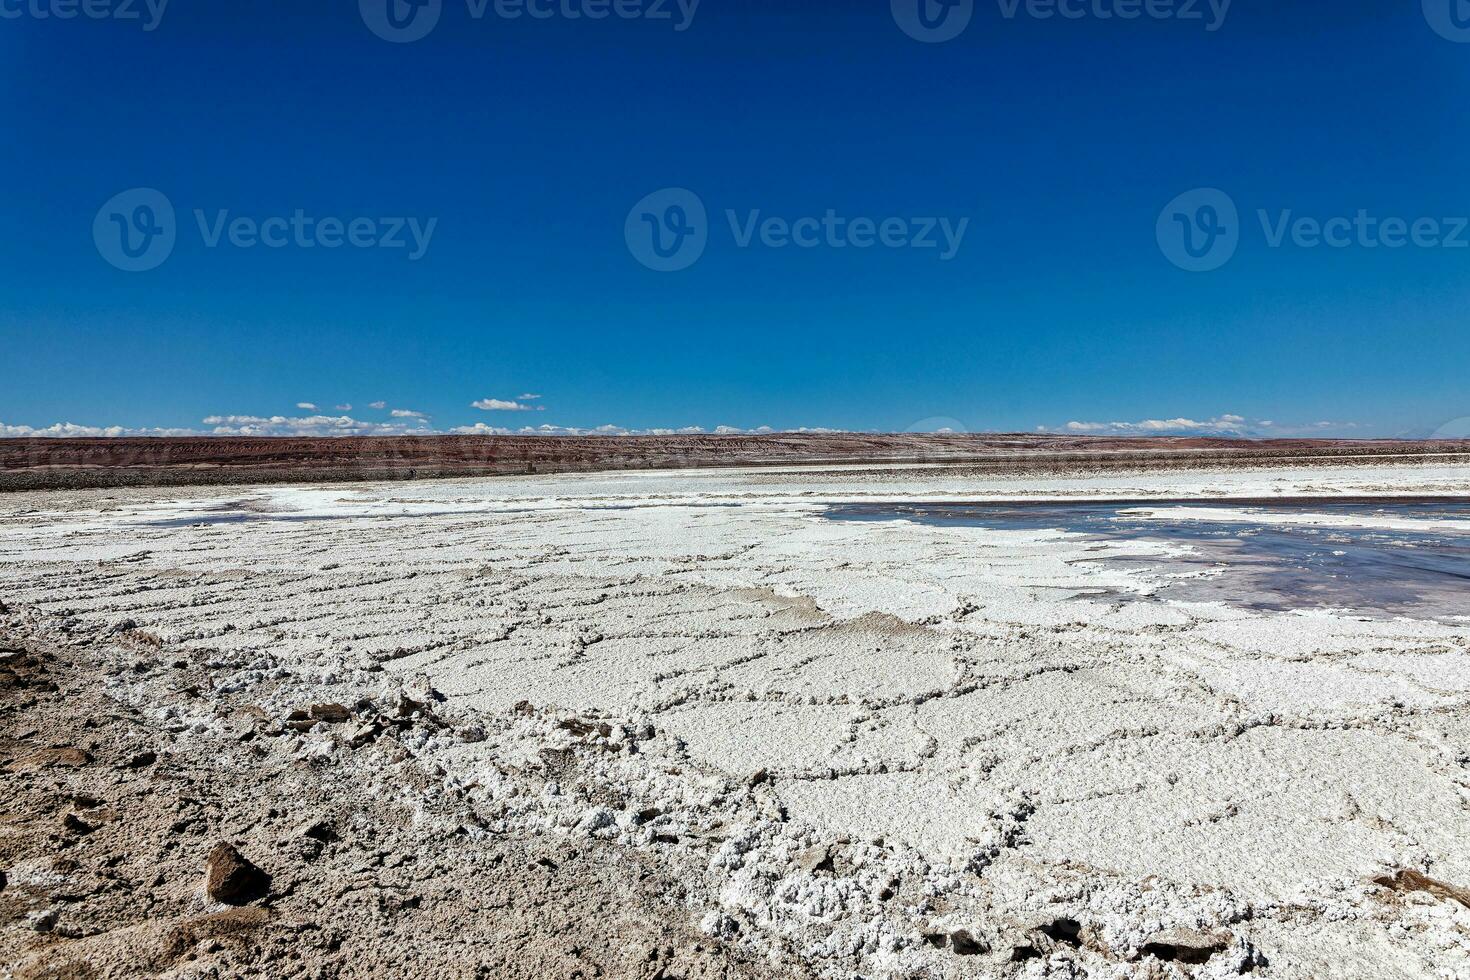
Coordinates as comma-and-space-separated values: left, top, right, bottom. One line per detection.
828, 497, 1470, 620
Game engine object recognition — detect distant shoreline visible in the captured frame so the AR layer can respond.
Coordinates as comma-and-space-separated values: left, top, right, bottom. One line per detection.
3, 433, 1468, 491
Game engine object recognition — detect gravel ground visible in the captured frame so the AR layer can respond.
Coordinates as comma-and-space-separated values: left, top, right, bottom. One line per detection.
0, 614, 812, 979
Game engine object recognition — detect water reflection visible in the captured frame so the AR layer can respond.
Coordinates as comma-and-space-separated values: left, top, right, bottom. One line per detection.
826, 498, 1470, 621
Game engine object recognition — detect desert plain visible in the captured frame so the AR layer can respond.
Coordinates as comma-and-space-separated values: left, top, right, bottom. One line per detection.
3, 442, 1470, 979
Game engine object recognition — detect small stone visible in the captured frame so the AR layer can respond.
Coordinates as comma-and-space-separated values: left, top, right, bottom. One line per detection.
797, 844, 834, 874
404, 673, 443, 704
124, 750, 157, 769
28, 908, 59, 933
309, 703, 351, 723
61, 813, 94, 835
346, 721, 381, 748
205, 843, 270, 904
747, 768, 770, 787
296, 819, 338, 843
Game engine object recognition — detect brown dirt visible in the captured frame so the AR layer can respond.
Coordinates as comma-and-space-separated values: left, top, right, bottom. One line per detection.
0, 626, 813, 979
3, 433, 1467, 491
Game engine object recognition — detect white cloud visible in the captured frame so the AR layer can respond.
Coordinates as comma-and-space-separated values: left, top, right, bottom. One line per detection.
1038, 414, 1358, 438
446, 423, 837, 437
0, 421, 199, 438
296, 402, 318, 410
368, 401, 387, 410
471, 398, 542, 412
335, 403, 352, 411
449, 422, 607, 436
4, 417, 846, 440
517, 393, 542, 401
200, 414, 432, 436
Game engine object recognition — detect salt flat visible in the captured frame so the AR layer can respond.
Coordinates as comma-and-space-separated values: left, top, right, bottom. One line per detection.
3, 461, 1470, 978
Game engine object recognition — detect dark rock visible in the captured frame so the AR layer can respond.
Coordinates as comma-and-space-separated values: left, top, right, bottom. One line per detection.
297, 819, 338, 843
205, 843, 270, 904
309, 703, 351, 723
1141, 927, 1231, 965
61, 813, 95, 835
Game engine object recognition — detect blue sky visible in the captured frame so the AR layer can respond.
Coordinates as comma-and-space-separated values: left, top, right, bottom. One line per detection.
3, 0, 1469, 439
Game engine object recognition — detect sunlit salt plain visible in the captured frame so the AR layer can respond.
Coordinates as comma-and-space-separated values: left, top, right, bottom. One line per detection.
4, 461, 1470, 977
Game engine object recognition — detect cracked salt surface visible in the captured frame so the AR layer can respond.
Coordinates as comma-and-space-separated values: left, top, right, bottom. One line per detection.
4, 461, 1470, 977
